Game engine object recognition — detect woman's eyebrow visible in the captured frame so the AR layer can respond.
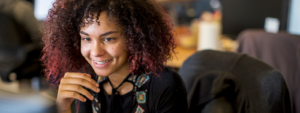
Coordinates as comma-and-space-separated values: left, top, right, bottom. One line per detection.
80, 31, 89, 36
100, 31, 118, 37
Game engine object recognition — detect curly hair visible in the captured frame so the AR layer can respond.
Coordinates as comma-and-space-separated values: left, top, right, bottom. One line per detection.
42, 0, 176, 85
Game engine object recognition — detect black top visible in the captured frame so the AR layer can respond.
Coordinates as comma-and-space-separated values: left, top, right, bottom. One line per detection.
100, 84, 134, 113
75, 67, 188, 113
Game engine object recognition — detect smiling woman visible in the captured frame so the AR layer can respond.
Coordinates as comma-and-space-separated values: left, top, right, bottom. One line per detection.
41, 0, 187, 113
80, 12, 129, 78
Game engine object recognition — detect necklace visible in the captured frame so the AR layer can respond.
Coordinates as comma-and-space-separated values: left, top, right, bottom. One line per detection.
106, 74, 131, 113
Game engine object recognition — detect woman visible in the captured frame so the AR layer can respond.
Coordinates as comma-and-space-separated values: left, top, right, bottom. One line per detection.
42, 0, 188, 113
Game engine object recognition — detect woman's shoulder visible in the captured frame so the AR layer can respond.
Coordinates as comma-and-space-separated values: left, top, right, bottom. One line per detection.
147, 67, 188, 112
150, 67, 186, 91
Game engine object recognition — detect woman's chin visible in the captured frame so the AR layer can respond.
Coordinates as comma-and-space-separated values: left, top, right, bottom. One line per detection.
94, 70, 111, 77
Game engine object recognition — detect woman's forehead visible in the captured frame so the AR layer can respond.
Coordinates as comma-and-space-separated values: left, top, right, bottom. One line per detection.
80, 11, 119, 32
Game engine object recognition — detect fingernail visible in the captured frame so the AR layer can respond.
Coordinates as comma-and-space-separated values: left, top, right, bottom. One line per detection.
86, 74, 91, 77
83, 99, 86, 102
90, 96, 94, 100
96, 83, 99, 87
97, 88, 100, 92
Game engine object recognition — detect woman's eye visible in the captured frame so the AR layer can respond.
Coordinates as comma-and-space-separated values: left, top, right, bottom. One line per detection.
82, 38, 91, 41
104, 38, 114, 42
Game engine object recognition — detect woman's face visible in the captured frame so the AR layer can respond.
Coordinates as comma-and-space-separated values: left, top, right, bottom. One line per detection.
80, 11, 129, 77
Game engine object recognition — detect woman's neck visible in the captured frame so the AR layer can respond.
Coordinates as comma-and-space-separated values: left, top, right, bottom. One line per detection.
107, 69, 130, 88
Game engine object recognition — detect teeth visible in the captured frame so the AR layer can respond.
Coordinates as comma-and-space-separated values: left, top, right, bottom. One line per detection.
95, 59, 111, 64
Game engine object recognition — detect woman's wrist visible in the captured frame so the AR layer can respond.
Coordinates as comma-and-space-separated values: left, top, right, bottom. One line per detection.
56, 100, 70, 113
58, 107, 71, 113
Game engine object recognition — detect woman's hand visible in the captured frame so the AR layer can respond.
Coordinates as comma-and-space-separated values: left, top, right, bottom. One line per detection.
56, 72, 100, 112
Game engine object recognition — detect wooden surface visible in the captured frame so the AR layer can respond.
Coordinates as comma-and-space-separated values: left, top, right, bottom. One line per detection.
165, 46, 197, 68
165, 37, 237, 68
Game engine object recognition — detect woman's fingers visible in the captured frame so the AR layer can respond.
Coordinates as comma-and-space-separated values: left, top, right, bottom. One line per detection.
58, 90, 87, 102
59, 72, 100, 101
60, 77, 100, 93
64, 72, 99, 87
57, 72, 99, 112
59, 84, 94, 100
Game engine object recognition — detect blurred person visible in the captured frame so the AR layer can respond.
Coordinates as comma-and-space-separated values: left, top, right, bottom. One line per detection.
174, 0, 214, 25
0, 0, 41, 50
0, 0, 42, 81
41, 0, 188, 113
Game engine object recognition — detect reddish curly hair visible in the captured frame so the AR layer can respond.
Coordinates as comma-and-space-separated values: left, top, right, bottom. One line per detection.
42, 0, 176, 85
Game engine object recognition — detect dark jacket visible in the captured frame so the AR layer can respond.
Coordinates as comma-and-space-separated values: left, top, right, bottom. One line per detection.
179, 50, 291, 113
237, 29, 300, 113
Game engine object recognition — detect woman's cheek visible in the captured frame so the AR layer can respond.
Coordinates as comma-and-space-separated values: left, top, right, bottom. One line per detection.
81, 44, 90, 57
109, 46, 118, 56
109, 44, 124, 57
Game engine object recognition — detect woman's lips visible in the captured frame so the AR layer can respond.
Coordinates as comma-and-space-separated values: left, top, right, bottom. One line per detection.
93, 59, 112, 68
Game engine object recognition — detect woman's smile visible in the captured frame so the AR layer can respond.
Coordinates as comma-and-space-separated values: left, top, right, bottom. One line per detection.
92, 59, 113, 68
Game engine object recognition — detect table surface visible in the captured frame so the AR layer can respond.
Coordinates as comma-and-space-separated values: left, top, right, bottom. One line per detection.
165, 37, 237, 68
165, 46, 197, 68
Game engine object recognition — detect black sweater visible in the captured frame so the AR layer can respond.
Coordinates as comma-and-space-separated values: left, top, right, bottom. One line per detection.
75, 67, 188, 113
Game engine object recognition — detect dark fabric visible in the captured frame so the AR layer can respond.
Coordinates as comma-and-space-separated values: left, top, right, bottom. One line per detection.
149, 67, 188, 113
75, 98, 93, 113
105, 74, 131, 113
101, 86, 133, 113
0, 13, 26, 82
237, 29, 300, 113
76, 67, 188, 113
0, 13, 42, 81
179, 50, 291, 113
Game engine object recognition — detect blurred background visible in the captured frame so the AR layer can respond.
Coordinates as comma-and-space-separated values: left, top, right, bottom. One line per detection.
0, 0, 299, 112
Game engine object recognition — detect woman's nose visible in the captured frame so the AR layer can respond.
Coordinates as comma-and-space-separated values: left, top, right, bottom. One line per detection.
90, 42, 105, 57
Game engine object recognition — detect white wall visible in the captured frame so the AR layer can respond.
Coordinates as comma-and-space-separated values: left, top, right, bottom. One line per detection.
288, 0, 300, 35
34, 0, 55, 21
